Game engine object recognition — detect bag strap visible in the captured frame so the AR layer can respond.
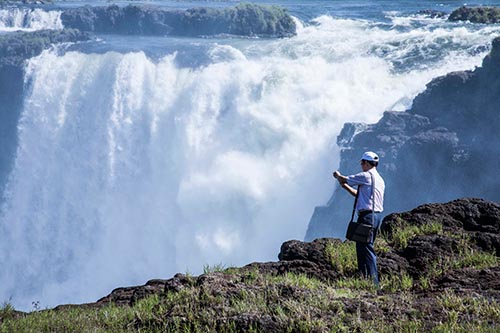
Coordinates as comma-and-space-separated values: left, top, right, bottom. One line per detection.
370, 170, 375, 226
349, 186, 360, 223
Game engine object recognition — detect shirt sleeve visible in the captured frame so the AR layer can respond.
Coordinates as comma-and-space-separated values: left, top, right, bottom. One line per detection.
346, 172, 371, 186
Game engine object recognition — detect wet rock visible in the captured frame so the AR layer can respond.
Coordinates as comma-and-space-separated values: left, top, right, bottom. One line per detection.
449, 6, 500, 23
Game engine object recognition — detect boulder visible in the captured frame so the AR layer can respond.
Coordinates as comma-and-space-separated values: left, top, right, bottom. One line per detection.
449, 6, 500, 24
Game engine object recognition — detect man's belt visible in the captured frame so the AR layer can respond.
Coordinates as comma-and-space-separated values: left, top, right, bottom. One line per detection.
358, 209, 382, 214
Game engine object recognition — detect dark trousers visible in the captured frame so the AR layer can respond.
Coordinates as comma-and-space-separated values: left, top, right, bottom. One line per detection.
356, 211, 382, 286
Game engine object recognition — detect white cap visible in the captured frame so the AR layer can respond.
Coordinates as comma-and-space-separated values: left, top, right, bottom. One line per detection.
361, 151, 379, 162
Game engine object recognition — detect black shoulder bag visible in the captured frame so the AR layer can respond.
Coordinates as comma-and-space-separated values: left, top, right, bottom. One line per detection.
345, 172, 375, 243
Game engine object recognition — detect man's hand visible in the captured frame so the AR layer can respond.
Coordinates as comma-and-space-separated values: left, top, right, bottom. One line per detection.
333, 171, 347, 185
334, 170, 355, 196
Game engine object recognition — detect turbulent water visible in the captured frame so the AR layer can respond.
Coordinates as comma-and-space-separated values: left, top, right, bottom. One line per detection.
0, 7, 62, 31
1, 0, 500, 310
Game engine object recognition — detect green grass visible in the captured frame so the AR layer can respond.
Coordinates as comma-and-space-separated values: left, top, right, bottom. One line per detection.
419, 241, 499, 283
384, 217, 443, 250
325, 240, 357, 275
333, 276, 378, 292
453, 247, 499, 270
203, 263, 227, 274
3, 278, 500, 333
265, 272, 323, 290
382, 217, 443, 250
381, 272, 413, 292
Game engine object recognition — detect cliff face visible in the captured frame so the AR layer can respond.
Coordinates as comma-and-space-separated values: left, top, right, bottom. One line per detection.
60, 4, 296, 38
305, 37, 500, 241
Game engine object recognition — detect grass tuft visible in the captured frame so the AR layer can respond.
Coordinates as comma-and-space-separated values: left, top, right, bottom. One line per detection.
385, 217, 443, 250
381, 272, 413, 292
325, 240, 357, 275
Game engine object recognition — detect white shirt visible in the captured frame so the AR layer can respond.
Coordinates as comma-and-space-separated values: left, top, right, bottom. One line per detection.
346, 168, 385, 213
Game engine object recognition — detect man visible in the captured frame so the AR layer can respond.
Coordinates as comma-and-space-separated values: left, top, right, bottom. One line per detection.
333, 151, 385, 286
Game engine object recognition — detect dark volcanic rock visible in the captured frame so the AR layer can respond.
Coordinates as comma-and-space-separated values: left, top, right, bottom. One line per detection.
96, 279, 168, 307
436, 266, 500, 292
306, 36, 500, 241
378, 250, 409, 276
449, 6, 500, 23
278, 238, 333, 266
244, 238, 343, 281
401, 234, 460, 275
382, 198, 500, 235
60, 4, 296, 37
382, 198, 500, 274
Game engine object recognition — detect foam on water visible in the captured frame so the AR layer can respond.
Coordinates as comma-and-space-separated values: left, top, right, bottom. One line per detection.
0, 14, 497, 309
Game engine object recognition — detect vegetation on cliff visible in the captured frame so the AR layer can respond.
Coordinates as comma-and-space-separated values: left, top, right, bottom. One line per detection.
0, 29, 90, 66
60, 3, 296, 38
1, 198, 499, 332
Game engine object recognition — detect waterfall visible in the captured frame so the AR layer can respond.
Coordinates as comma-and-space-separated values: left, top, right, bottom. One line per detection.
0, 13, 497, 309
0, 8, 62, 32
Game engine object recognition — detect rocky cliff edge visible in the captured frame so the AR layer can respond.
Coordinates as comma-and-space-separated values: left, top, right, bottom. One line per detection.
2, 198, 497, 332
